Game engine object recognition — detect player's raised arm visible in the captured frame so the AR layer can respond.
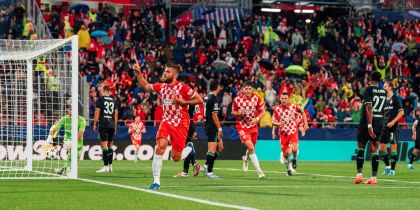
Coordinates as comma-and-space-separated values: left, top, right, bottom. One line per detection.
133, 58, 153, 91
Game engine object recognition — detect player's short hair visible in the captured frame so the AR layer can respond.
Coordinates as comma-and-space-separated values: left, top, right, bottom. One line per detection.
210, 80, 220, 91
103, 86, 110, 92
166, 63, 182, 74
281, 91, 289, 96
242, 81, 254, 88
384, 80, 392, 87
370, 71, 382, 82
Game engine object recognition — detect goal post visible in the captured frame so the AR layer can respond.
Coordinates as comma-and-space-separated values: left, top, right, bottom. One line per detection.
0, 36, 79, 179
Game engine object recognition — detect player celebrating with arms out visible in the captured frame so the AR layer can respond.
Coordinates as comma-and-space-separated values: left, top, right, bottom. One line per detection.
128, 116, 146, 162
272, 92, 308, 176
379, 80, 404, 176
354, 71, 386, 184
133, 61, 203, 190
232, 81, 266, 179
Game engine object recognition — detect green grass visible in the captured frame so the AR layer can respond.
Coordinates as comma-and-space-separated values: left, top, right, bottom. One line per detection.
1, 160, 420, 210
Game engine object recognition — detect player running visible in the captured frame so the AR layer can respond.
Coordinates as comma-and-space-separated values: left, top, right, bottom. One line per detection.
94, 86, 118, 173
47, 107, 86, 176
272, 92, 308, 176
379, 81, 404, 176
202, 80, 224, 179
408, 108, 420, 170
133, 62, 203, 190
354, 71, 386, 184
128, 116, 146, 163
232, 81, 266, 179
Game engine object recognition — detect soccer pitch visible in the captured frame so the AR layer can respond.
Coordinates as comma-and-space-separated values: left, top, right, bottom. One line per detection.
1, 160, 419, 210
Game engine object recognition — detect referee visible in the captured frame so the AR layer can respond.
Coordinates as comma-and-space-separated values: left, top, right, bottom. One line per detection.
94, 86, 118, 173
203, 80, 224, 179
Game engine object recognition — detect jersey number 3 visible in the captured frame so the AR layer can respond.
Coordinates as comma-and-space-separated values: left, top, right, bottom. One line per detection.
104, 101, 115, 114
372, 96, 385, 112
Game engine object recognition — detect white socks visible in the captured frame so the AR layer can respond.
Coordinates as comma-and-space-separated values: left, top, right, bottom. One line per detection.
284, 158, 290, 170
181, 146, 192, 160
152, 155, 163, 185
249, 154, 262, 173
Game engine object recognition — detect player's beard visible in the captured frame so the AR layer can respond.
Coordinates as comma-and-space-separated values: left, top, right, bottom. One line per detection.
160, 74, 172, 83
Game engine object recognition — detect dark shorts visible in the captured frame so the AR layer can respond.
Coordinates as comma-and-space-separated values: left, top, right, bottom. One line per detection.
205, 126, 219, 143
380, 128, 398, 144
357, 126, 382, 144
99, 128, 115, 142
415, 137, 420, 150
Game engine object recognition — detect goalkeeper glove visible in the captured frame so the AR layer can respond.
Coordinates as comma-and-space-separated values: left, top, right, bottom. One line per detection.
46, 135, 53, 144
63, 142, 71, 152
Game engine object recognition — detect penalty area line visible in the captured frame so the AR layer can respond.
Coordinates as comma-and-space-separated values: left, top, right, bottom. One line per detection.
216, 168, 420, 185
78, 178, 258, 210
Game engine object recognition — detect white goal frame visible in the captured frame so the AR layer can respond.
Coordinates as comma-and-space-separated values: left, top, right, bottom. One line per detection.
0, 36, 79, 179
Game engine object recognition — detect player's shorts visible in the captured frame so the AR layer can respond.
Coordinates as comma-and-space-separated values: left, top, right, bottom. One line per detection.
131, 138, 142, 146
357, 126, 382, 144
157, 120, 189, 153
237, 126, 258, 145
380, 128, 398, 144
415, 135, 420, 150
99, 128, 115, 142
205, 127, 219, 143
280, 132, 299, 151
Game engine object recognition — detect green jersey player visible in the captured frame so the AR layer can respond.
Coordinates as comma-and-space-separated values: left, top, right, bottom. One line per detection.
47, 108, 86, 175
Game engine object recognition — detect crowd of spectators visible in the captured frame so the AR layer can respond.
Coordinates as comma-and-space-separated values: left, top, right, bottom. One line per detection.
2, 3, 419, 128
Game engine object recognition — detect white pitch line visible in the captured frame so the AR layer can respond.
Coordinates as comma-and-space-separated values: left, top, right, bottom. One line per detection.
159, 185, 420, 189
79, 178, 258, 210
215, 167, 420, 185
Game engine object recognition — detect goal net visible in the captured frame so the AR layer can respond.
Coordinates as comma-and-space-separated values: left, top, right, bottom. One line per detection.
0, 36, 79, 179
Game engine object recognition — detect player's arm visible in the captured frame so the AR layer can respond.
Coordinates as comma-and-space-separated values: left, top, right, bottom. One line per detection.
300, 109, 308, 130
271, 107, 280, 126
210, 98, 223, 139
388, 109, 404, 128
364, 87, 375, 138
387, 98, 404, 128
114, 109, 118, 130
141, 123, 146, 133
251, 98, 265, 125
413, 120, 418, 141
78, 118, 86, 140
176, 93, 203, 105
272, 125, 277, 139
231, 98, 245, 117
93, 108, 100, 132
133, 60, 153, 91
128, 125, 132, 134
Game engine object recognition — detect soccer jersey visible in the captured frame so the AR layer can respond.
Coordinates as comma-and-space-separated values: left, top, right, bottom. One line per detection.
383, 94, 403, 131
359, 85, 387, 132
130, 122, 145, 141
272, 103, 302, 136
56, 115, 86, 144
204, 92, 220, 131
233, 94, 265, 129
96, 96, 118, 129
151, 81, 197, 127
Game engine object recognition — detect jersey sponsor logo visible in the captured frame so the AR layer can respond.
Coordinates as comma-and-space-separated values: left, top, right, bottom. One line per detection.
163, 98, 173, 105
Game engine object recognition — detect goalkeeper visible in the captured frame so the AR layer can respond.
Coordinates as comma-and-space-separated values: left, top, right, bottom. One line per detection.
47, 107, 86, 175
